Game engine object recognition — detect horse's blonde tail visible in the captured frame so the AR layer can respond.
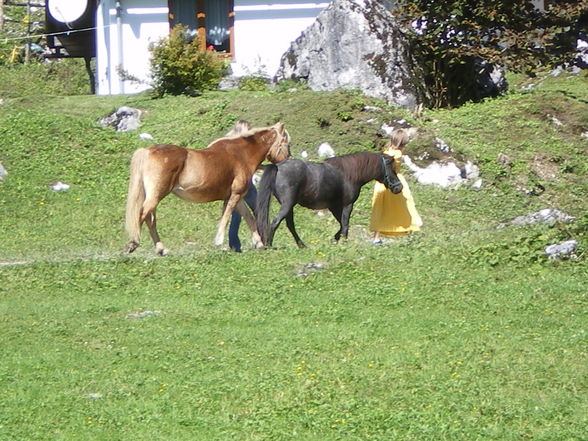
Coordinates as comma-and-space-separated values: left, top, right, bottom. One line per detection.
125, 148, 147, 250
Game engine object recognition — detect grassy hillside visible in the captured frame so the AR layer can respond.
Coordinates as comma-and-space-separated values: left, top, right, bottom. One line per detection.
0, 71, 586, 441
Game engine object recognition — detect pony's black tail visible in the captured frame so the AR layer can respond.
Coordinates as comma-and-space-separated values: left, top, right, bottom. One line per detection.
256, 164, 278, 245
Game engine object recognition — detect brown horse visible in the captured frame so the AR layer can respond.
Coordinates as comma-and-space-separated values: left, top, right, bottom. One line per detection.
124, 122, 290, 255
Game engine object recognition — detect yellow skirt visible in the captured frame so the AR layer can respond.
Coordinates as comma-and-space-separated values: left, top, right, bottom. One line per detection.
369, 174, 422, 236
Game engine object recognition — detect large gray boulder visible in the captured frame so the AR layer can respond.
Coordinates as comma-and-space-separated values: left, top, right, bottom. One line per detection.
99, 106, 142, 132
275, 0, 425, 109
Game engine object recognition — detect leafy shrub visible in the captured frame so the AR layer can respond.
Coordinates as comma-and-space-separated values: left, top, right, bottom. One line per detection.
336, 110, 353, 122
393, 1, 585, 108
149, 25, 227, 97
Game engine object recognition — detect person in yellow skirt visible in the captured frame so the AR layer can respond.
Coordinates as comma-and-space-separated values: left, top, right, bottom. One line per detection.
370, 128, 422, 244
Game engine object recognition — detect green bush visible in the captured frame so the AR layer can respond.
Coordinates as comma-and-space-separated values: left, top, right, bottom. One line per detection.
149, 25, 227, 97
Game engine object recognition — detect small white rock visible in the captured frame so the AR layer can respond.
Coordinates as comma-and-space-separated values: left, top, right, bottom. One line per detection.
548, 114, 563, 126
317, 143, 335, 158
471, 179, 483, 190
126, 310, 160, 319
545, 240, 578, 259
380, 123, 395, 137
51, 181, 70, 192
363, 105, 382, 112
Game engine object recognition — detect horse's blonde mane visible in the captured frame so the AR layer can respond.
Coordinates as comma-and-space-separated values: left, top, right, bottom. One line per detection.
207, 122, 290, 149
206, 123, 276, 148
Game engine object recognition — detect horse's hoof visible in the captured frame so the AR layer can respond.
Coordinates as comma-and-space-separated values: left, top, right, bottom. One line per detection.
213, 236, 224, 247
125, 241, 139, 253
252, 234, 264, 249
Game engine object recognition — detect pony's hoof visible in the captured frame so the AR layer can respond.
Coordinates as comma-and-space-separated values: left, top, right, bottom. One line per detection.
125, 241, 139, 253
251, 232, 264, 249
156, 247, 168, 256
213, 235, 224, 247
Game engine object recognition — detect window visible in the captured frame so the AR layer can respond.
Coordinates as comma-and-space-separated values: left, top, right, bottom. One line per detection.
168, 0, 234, 55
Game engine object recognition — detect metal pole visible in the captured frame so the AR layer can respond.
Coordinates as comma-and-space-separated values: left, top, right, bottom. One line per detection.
116, 0, 124, 93
0, 0, 5, 32
24, 0, 31, 63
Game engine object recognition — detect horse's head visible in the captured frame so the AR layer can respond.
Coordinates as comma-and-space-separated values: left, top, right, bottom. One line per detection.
381, 155, 403, 194
266, 122, 291, 164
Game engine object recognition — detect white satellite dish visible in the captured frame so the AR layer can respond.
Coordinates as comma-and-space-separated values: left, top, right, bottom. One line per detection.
47, 0, 89, 24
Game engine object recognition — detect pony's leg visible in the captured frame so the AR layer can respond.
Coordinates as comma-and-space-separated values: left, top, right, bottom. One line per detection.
139, 190, 169, 255
214, 193, 242, 247
125, 198, 163, 254
329, 206, 344, 242
144, 209, 168, 256
267, 202, 295, 247
125, 239, 140, 253
285, 210, 306, 248
338, 205, 354, 241
235, 200, 263, 249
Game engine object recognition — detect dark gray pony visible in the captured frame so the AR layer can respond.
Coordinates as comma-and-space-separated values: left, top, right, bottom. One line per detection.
256, 152, 403, 248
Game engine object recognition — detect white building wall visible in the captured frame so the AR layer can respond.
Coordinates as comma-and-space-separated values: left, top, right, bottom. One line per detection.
232, 1, 328, 77
96, 0, 169, 95
96, 0, 328, 95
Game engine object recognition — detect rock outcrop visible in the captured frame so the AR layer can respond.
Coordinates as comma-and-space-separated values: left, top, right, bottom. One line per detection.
275, 0, 426, 109
99, 106, 142, 132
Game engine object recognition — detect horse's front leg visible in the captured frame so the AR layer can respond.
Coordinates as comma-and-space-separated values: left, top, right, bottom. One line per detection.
214, 193, 242, 247
235, 200, 263, 249
338, 204, 354, 241
329, 206, 344, 242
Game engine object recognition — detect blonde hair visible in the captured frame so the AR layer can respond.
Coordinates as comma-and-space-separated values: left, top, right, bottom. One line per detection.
389, 129, 410, 149
225, 120, 252, 137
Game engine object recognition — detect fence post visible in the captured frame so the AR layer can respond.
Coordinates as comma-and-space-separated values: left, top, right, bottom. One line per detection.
24, 0, 31, 63
0, 0, 5, 31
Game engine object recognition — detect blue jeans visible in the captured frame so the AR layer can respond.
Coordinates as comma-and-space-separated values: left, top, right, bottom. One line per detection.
229, 185, 258, 252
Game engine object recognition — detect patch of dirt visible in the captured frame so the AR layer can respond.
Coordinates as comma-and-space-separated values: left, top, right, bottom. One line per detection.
531, 153, 561, 182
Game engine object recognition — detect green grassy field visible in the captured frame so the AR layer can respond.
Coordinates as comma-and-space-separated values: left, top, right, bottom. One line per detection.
0, 71, 586, 441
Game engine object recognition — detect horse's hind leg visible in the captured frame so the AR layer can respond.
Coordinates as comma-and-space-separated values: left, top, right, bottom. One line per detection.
235, 200, 263, 249
125, 239, 140, 254
140, 188, 170, 255
267, 201, 295, 247
285, 211, 306, 248
145, 209, 168, 256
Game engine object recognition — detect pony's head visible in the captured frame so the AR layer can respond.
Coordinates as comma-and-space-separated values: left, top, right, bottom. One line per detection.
381, 155, 403, 194
266, 122, 291, 163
